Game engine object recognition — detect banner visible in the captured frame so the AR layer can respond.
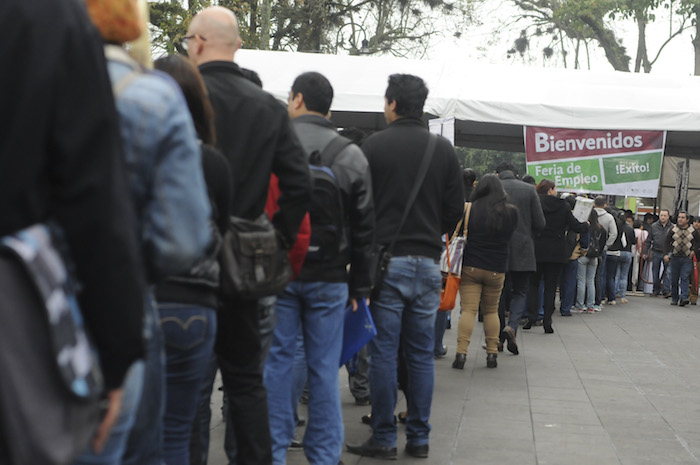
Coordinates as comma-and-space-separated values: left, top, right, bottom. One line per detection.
524, 127, 666, 196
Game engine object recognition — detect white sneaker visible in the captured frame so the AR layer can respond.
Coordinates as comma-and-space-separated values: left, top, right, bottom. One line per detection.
620, 298, 629, 304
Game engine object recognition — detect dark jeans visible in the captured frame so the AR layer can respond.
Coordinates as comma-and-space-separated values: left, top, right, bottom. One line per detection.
159, 304, 217, 465
434, 311, 448, 355
651, 251, 671, 294
559, 259, 578, 314
671, 256, 693, 302
605, 253, 620, 302
595, 253, 607, 305
123, 295, 165, 465
215, 295, 272, 465
504, 271, 531, 335
528, 262, 563, 329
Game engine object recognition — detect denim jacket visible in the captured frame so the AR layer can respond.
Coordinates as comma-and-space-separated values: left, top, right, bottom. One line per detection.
105, 45, 211, 281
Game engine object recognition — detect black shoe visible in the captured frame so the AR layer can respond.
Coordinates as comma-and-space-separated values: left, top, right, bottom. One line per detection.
355, 396, 371, 406
452, 353, 466, 369
560, 312, 572, 317
346, 438, 397, 460
405, 443, 429, 458
522, 320, 534, 330
680, 299, 690, 307
544, 325, 554, 334
663, 291, 672, 298
288, 440, 303, 450
501, 326, 519, 355
434, 345, 448, 358
671, 300, 679, 306
486, 353, 497, 368
397, 411, 407, 424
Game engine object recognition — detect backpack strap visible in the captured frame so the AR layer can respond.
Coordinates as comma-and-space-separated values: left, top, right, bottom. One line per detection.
104, 44, 143, 98
315, 136, 353, 167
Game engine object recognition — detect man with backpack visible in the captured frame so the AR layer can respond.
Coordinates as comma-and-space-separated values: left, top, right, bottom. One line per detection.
263, 72, 374, 465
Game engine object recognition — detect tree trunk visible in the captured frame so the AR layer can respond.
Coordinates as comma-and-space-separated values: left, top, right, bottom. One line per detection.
694, 7, 700, 75
579, 14, 631, 72
634, 10, 651, 73
259, 0, 272, 49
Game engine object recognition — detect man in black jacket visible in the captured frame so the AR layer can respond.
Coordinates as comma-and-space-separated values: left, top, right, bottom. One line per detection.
346, 74, 463, 460
496, 163, 545, 355
186, 7, 311, 465
264, 71, 374, 465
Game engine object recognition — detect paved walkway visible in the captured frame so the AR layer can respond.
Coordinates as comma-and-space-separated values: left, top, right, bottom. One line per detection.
209, 293, 700, 464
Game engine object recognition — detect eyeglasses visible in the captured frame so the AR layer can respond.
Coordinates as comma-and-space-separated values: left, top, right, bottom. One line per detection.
182, 34, 206, 52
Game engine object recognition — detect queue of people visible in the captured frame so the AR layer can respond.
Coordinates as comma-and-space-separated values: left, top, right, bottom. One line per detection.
2, 1, 699, 465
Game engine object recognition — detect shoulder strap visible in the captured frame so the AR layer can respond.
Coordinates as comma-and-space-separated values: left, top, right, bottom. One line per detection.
318, 136, 353, 167
463, 202, 473, 238
386, 133, 438, 254
104, 44, 143, 98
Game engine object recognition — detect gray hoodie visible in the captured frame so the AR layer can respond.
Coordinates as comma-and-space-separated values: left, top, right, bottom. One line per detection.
595, 207, 618, 250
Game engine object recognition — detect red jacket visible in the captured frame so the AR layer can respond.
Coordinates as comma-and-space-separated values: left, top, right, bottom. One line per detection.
265, 174, 310, 278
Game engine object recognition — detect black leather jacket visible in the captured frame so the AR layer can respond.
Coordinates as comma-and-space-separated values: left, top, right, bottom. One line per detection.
292, 115, 375, 299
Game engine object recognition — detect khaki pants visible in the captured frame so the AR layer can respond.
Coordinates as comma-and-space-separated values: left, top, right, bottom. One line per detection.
457, 266, 505, 355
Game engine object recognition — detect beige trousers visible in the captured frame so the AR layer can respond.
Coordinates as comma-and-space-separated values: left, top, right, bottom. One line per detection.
456, 266, 505, 355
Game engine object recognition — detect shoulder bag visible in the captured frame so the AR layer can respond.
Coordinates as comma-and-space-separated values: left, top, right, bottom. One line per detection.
439, 202, 472, 311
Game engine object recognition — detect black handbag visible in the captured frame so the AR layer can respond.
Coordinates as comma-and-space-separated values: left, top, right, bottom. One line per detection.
219, 213, 292, 300
0, 223, 102, 465
371, 134, 438, 297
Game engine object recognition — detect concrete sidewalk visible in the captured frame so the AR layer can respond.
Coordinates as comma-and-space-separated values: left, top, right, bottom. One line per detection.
209, 294, 700, 465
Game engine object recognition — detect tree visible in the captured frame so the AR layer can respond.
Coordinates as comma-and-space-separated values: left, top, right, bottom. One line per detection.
455, 147, 527, 178
505, 0, 690, 73
148, 0, 474, 58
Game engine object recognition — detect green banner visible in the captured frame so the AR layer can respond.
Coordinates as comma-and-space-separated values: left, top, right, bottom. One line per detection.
601, 152, 662, 184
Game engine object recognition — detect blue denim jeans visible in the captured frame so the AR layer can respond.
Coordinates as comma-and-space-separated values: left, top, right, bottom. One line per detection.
434, 310, 448, 355
671, 256, 693, 301
616, 251, 633, 298
596, 252, 607, 304
605, 253, 620, 302
264, 281, 347, 465
159, 304, 216, 465
559, 259, 579, 314
652, 251, 671, 294
369, 256, 441, 448
576, 256, 598, 309
123, 294, 165, 465
73, 361, 145, 465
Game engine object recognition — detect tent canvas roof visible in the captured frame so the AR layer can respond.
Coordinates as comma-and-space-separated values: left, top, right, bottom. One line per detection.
236, 49, 700, 156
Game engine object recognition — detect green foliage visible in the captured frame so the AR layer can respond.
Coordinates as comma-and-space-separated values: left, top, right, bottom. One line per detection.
455, 147, 527, 178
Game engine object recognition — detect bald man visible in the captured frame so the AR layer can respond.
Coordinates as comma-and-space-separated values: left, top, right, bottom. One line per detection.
186, 7, 310, 465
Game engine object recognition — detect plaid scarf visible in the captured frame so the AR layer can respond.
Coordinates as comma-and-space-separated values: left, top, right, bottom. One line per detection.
671, 225, 693, 257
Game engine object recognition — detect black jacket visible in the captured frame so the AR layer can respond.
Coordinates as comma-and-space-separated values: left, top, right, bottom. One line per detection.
534, 195, 588, 263
644, 219, 672, 255
199, 61, 310, 247
0, 0, 145, 389
362, 117, 464, 260
292, 115, 375, 298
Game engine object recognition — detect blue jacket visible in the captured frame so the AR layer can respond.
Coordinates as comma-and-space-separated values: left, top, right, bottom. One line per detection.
106, 46, 211, 281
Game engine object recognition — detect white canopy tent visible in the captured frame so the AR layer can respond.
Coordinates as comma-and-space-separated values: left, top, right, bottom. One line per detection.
236, 49, 700, 214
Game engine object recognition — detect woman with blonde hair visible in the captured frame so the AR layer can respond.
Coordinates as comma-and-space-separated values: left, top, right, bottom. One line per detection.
453, 174, 518, 369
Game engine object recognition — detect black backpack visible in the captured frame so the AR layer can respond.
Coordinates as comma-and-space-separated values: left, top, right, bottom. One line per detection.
587, 228, 603, 259
305, 136, 353, 262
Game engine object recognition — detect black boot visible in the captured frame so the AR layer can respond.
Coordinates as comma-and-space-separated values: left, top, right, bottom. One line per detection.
452, 353, 466, 369
486, 353, 497, 368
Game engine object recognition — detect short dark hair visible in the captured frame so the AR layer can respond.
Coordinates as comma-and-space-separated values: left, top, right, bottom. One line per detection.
594, 196, 606, 207
660, 208, 670, 215
565, 194, 576, 210
338, 127, 366, 145
291, 72, 333, 115
521, 174, 536, 185
462, 168, 476, 187
678, 211, 689, 220
495, 162, 517, 175
154, 54, 216, 145
385, 74, 428, 118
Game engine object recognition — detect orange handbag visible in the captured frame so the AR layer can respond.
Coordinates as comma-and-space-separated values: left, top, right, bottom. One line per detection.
439, 203, 471, 311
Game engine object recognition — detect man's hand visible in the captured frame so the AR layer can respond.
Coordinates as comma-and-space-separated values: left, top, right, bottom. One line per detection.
93, 388, 123, 453
350, 298, 370, 312
664, 255, 670, 263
